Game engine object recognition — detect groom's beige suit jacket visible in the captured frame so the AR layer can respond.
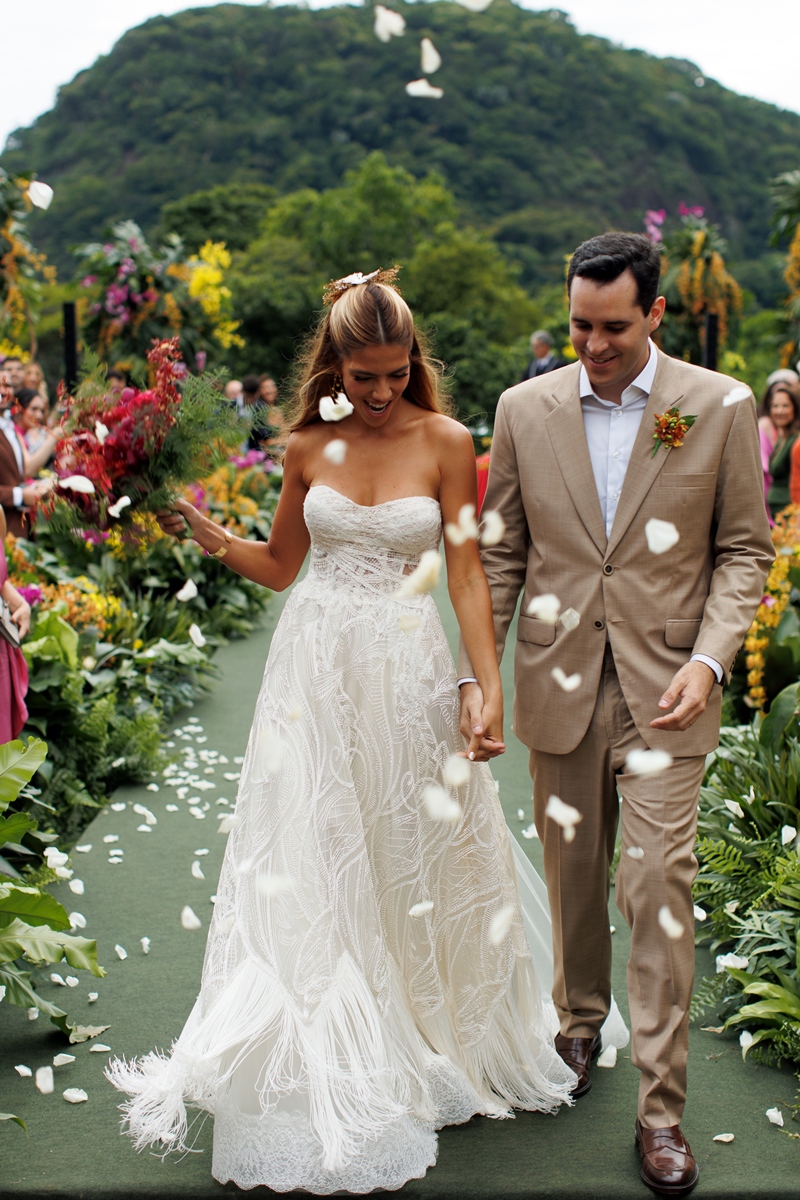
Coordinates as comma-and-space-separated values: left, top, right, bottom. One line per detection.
459, 350, 774, 756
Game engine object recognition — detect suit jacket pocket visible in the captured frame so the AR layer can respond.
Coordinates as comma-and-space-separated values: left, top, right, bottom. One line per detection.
665, 618, 702, 649
659, 472, 715, 488
517, 614, 557, 647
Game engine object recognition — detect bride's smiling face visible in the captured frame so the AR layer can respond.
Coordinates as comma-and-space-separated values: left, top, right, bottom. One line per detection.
340, 344, 410, 427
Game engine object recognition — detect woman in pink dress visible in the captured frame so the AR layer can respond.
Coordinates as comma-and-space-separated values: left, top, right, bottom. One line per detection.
0, 510, 31, 742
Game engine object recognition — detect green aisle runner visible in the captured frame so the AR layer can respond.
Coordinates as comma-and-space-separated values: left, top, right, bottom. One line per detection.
1, 576, 797, 1199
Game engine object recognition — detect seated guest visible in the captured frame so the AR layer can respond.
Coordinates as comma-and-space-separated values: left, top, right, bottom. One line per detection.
520, 330, 566, 382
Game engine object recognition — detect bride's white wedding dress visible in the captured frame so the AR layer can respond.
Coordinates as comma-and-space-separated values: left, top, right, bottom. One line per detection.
108, 486, 624, 1194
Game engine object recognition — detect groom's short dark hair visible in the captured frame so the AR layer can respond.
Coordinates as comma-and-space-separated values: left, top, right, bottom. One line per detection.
567, 233, 662, 316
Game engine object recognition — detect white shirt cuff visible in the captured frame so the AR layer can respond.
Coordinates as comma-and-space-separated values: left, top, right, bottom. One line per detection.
12, 486, 23, 508
690, 653, 723, 683
456, 677, 478, 689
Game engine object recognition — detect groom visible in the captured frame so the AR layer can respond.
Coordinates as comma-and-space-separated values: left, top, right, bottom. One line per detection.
459, 232, 773, 1197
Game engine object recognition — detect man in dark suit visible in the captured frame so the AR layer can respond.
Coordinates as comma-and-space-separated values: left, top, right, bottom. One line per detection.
520, 330, 566, 382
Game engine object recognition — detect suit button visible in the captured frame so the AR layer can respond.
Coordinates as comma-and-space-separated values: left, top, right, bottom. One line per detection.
594, 619, 605, 630
603, 563, 614, 576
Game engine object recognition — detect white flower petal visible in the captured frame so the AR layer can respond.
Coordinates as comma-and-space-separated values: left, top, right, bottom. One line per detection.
488, 905, 516, 945
442, 754, 471, 788
521, 822, 538, 839
740, 1030, 754, 1050
94, 421, 109, 444
405, 78, 444, 99
44, 847, 69, 866
195, 848, 210, 856
724, 799, 745, 819
35, 1066, 54, 1094
63, 1088, 88, 1104
373, 4, 406, 41
146, 783, 159, 792
111, 757, 125, 768
28, 180, 54, 209
716, 953, 749, 973
526, 593, 560, 624
780, 824, 796, 846
68, 878, 84, 895
136, 824, 152, 833
27, 1007, 39, 1019
140, 937, 150, 954
217, 813, 238, 833
14, 1065, 32, 1077
175, 579, 198, 602
658, 905, 685, 939
188, 624, 207, 648
545, 794, 582, 843
559, 607, 581, 632
420, 36, 442, 74
319, 393, 354, 422
59, 474, 95, 495
89, 1044, 111, 1053
625, 748, 673, 777
322, 438, 347, 465
645, 517, 680, 555
74, 844, 92, 853
596, 1044, 617, 1068
65, 976, 79, 988
551, 666, 582, 692
256, 874, 293, 898
107, 495, 131, 519
766, 1106, 784, 1127
479, 509, 505, 546
102, 835, 119, 844
395, 549, 442, 597
722, 384, 751, 407
111, 802, 126, 812
626, 846, 645, 860
191, 860, 205, 880
53, 1053, 75, 1067
453, 0, 493, 10
409, 900, 434, 917
693, 905, 707, 921
114, 944, 127, 960
50, 973, 66, 986
55, 866, 73, 879
87, 993, 98, 1003
181, 905, 202, 930
517, 808, 525, 820
713, 1133, 735, 1143
423, 784, 462, 823
165, 803, 179, 812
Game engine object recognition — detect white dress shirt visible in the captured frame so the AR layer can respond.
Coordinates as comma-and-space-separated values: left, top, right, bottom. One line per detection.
0, 415, 24, 508
458, 342, 722, 686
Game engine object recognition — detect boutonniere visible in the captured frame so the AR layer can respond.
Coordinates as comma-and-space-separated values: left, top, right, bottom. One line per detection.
652, 406, 697, 457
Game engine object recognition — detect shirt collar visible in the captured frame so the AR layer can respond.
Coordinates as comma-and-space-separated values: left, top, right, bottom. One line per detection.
579, 339, 657, 406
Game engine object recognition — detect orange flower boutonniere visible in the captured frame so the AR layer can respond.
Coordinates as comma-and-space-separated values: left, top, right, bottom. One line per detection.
652, 406, 697, 457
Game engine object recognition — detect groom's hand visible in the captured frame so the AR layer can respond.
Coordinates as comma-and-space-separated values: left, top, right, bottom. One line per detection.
459, 682, 505, 761
650, 660, 715, 731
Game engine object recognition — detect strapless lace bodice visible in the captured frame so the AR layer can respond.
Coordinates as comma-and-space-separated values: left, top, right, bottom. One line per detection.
304, 485, 442, 598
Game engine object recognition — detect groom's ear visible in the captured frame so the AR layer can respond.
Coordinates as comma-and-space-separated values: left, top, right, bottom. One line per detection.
649, 296, 666, 332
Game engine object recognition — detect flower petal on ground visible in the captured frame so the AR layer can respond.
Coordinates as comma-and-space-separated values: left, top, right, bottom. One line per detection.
596, 1045, 617, 1068
551, 667, 582, 692
74, 844, 92, 853
517, 808, 525, 820
409, 900, 434, 917
14, 1065, 32, 1077
766, 1107, 784, 1126
191, 860, 205, 880
50, 973, 66, 986
35, 1066, 54, 1095
645, 518, 680, 555
44, 847, 69, 867
136, 824, 152, 833
188, 624, 207, 648
526, 593, 560, 623
322, 438, 347, 465
420, 36, 442, 73
89, 1044, 111, 1053
625, 748, 673, 777
423, 785, 462, 823
559, 607, 581, 632
545, 795, 582, 843
480, 510, 505, 546
176, 579, 198, 602
442, 754, 470, 788
725, 798, 745, 819
319, 393, 354, 422
53, 1054, 75, 1067
181, 905, 202, 930
27, 1007, 39, 1019
87, 993, 98, 1003
140, 937, 150, 954
713, 1133, 735, 1143
488, 905, 515, 945
102, 835, 119, 844
63, 1088, 88, 1104
658, 905, 684, 939
111, 802, 126, 812
65, 976, 79, 988
405, 78, 444, 99
68, 879, 84, 895
395, 549, 442, 597
114, 944, 127, 960
722, 384, 751, 407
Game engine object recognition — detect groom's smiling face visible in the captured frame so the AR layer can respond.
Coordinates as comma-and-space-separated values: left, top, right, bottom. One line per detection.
569, 270, 665, 403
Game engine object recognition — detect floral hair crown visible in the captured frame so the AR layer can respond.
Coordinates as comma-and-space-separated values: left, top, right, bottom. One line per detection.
322, 265, 401, 307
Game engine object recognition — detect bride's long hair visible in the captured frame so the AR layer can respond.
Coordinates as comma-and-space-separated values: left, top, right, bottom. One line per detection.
287, 271, 450, 431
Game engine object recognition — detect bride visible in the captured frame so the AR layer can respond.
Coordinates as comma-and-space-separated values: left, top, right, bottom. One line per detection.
108, 269, 583, 1193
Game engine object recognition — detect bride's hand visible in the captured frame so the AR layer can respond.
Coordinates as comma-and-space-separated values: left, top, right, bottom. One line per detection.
156, 497, 200, 540
476, 693, 505, 761
460, 683, 505, 761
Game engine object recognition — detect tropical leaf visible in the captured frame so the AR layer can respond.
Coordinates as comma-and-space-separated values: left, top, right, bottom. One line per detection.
0, 739, 47, 811
0, 884, 70, 931
0, 811, 36, 850
0, 917, 105, 976
0, 961, 74, 1036
759, 682, 800, 755
0, 1113, 27, 1133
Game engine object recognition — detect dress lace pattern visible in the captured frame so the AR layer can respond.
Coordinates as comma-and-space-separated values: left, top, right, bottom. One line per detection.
107, 486, 581, 1193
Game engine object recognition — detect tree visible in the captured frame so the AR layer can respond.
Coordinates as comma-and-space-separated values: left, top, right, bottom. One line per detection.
771, 168, 800, 367
658, 207, 742, 364
159, 183, 276, 255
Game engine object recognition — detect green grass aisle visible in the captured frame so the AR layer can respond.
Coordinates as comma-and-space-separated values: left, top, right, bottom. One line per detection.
1, 574, 798, 1199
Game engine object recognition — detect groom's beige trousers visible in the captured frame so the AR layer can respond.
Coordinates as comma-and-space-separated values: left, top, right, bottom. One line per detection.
530, 645, 705, 1130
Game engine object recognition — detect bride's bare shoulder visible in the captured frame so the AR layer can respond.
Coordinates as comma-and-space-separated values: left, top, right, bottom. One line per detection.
416, 409, 473, 451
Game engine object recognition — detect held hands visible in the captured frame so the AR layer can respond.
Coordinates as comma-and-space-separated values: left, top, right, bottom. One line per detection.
649, 660, 715, 732
458, 682, 506, 762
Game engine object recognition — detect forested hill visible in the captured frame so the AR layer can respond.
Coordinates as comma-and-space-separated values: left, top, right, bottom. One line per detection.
4, 0, 800, 285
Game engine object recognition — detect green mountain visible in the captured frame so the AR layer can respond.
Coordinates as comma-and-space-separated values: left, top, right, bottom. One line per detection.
3, 1, 800, 292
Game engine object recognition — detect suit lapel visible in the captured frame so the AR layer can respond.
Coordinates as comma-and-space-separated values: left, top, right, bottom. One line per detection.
545, 372, 607, 555
605, 351, 685, 557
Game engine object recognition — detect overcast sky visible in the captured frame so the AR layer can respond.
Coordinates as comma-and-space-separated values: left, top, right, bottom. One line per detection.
3, 0, 800, 152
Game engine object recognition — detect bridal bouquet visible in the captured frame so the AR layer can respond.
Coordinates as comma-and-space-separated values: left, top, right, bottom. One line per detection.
47, 338, 245, 534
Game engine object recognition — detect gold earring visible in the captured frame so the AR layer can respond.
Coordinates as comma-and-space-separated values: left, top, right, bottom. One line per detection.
332, 372, 343, 397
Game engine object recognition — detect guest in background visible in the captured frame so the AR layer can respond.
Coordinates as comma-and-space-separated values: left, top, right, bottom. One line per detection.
1, 356, 25, 396
767, 381, 800, 519
759, 369, 800, 501
0, 396, 55, 536
107, 368, 126, 397
14, 389, 51, 457
0, 507, 31, 741
22, 361, 49, 403
258, 374, 286, 450
242, 374, 282, 451
520, 330, 566, 382
224, 378, 245, 416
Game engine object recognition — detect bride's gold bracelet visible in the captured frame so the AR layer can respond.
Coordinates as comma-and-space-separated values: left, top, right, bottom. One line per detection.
210, 528, 233, 559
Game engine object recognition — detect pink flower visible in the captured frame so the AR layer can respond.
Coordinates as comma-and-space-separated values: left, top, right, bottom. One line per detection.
679, 202, 705, 219
16, 584, 42, 606
195, 350, 207, 372
81, 275, 98, 287
645, 209, 666, 226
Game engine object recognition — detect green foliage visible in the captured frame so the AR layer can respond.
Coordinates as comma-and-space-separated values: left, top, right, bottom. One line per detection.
4, 0, 798, 296
158, 182, 277, 254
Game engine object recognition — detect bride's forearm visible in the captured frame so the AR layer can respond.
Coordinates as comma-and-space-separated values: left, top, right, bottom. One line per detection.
448, 573, 502, 699
188, 513, 296, 591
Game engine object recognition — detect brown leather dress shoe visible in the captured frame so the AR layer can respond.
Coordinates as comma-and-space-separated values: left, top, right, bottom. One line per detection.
553, 1032, 601, 1097
635, 1121, 699, 1196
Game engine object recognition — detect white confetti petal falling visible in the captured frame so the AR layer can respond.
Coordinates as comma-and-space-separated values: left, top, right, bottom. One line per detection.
114, 944, 127, 960
108, 496, 131, 519
319, 393, 354, 422
521, 823, 538, 839
256, 874, 293, 898
405, 78, 444, 99
63, 1088, 88, 1104
189, 624, 207, 648
725, 799, 745, 819
420, 36, 442, 74
693, 905, 707, 921
645, 518, 680, 555
526, 593, 560, 624
766, 1107, 784, 1127
596, 1044, 617, 1068
560, 607, 581, 632
15, 1065, 32, 1077
442, 754, 470, 788
713, 1133, 735, 1143
445, 504, 479, 546
626, 846, 645, 860
59, 474, 95, 495
781, 824, 797, 845
545, 794, 582, 843
140, 937, 150, 954
176, 579, 198, 602
551, 667, 582, 692
453, 0, 493, 10
625, 748, 673, 777
722, 384, 751, 407
488, 905, 515, 945
191, 860, 205, 880
36, 1066, 54, 1094
395, 550, 442, 598
716, 953, 749, 973
398, 613, 422, 634
517, 808, 525, 820
423, 785, 462, 823
479, 509, 505, 547
409, 900, 434, 917
53, 1053, 75, 1067
658, 905, 684, 939
181, 905, 202, 930
28, 180, 54, 209
322, 438, 347, 465
373, 4, 405, 42
94, 421, 109, 444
